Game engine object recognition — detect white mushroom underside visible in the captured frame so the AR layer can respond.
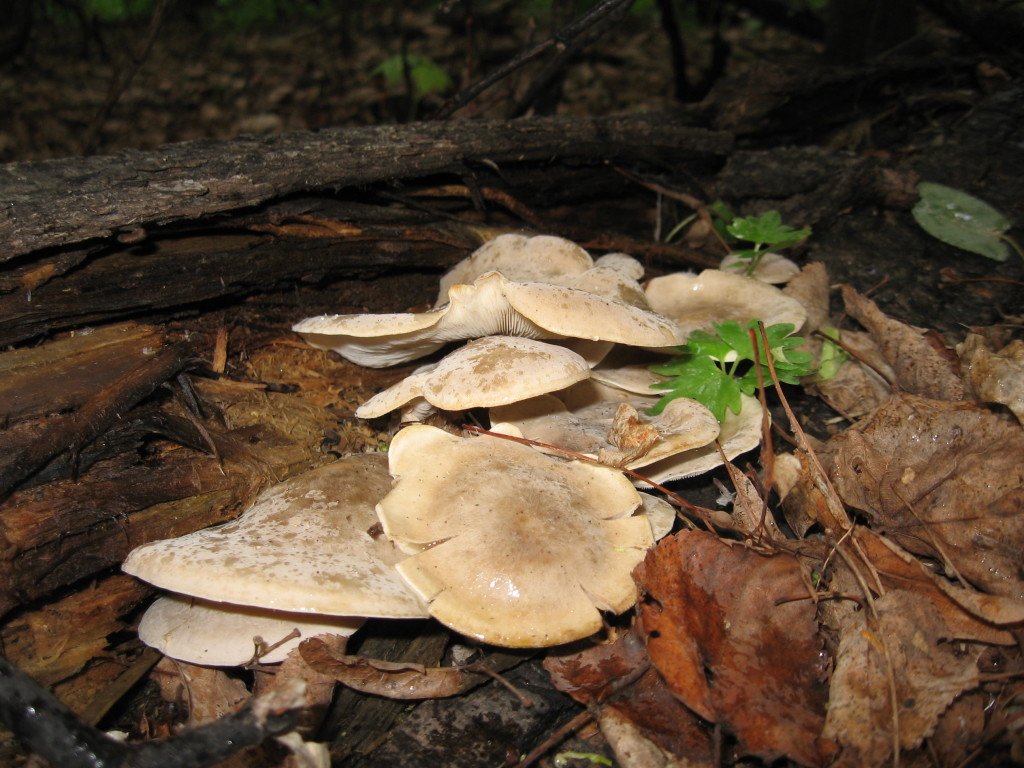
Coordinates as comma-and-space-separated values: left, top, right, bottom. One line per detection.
123, 454, 429, 618
377, 425, 653, 647
294, 271, 682, 368
139, 595, 363, 666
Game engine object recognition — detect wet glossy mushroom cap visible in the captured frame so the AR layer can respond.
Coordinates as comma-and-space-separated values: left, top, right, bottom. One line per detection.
436, 233, 594, 306
489, 391, 719, 470
644, 269, 807, 345
377, 424, 654, 647
294, 271, 683, 368
138, 595, 363, 666
123, 454, 429, 619
355, 336, 592, 419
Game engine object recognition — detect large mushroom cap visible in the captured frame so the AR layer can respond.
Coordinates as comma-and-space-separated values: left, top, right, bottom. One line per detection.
294, 271, 683, 368
377, 424, 654, 647
138, 595, 363, 666
355, 336, 591, 419
123, 454, 429, 619
644, 269, 807, 344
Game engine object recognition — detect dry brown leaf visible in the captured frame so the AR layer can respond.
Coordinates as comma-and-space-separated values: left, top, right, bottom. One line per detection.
855, 528, 1024, 638
254, 633, 347, 736
544, 630, 713, 766
634, 531, 830, 766
809, 329, 894, 420
153, 656, 251, 726
958, 334, 1024, 425
601, 403, 663, 466
827, 393, 1024, 600
841, 286, 965, 401
298, 636, 521, 700
823, 590, 982, 767
721, 458, 786, 543
783, 261, 831, 333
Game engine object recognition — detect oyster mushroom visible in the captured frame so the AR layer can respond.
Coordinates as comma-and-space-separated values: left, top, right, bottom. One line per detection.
123, 453, 429, 619
355, 336, 591, 419
644, 269, 807, 345
138, 596, 363, 666
377, 424, 654, 647
293, 270, 682, 368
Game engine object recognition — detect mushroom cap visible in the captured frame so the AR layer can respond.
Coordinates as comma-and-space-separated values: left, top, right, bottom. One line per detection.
123, 454, 429, 619
294, 271, 683, 368
355, 336, 591, 419
644, 269, 807, 346
719, 252, 800, 284
489, 390, 719, 470
377, 424, 653, 647
638, 492, 676, 540
138, 595, 363, 666
436, 234, 594, 306
634, 393, 765, 485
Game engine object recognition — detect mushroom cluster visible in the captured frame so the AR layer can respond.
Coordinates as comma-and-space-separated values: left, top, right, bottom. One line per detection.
124, 233, 807, 663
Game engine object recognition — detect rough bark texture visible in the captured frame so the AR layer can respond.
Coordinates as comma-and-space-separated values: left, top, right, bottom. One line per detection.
0, 114, 731, 257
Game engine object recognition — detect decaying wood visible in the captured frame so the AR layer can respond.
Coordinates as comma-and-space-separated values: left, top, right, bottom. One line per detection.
0, 114, 732, 258
0, 323, 191, 497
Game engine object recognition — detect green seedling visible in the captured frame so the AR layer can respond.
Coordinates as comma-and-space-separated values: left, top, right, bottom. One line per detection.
816, 325, 849, 381
726, 211, 811, 276
648, 320, 815, 422
912, 182, 1021, 262
372, 54, 452, 99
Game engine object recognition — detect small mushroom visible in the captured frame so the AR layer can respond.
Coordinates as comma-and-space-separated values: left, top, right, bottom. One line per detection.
138, 595, 363, 666
436, 233, 594, 305
719, 252, 800, 284
123, 453, 429, 619
377, 424, 654, 647
294, 271, 682, 368
489, 389, 719, 470
634, 393, 765, 485
355, 336, 591, 419
644, 269, 807, 345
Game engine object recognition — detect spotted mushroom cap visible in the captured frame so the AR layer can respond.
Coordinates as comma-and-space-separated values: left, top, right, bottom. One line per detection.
355, 336, 592, 419
376, 424, 654, 647
123, 453, 429, 619
138, 595, 363, 666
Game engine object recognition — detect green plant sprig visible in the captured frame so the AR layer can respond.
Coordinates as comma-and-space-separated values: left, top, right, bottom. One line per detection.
648, 320, 815, 421
726, 211, 811, 276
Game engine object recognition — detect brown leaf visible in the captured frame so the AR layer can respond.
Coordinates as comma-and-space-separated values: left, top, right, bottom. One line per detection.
855, 528, 1024, 639
827, 393, 1024, 600
958, 333, 1024, 425
600, 669, 714, 768
783, 261, 830, 333
721, 458, 785, 543
153, 656, 250, 726
823, 591, 982, 767
545, 630, 713, 766
809, 329, 894, 420
600, 403, 662, 466
634, 531, 829, 766
841, 286, 965, 401
298, 636, 522, 700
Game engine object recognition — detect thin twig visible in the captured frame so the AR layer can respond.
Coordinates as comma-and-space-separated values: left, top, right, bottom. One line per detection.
432, 0, 634, 119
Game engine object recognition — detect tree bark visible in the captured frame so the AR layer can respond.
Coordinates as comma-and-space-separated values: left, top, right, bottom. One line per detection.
0, 114, 731, 259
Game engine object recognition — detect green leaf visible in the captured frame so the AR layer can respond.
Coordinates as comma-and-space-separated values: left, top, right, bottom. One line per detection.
727, 211, 812, 249
817, 326, 849, 381
912, 182, 1013, 262
372, 54, 452, 98
649, 355, 742, 422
